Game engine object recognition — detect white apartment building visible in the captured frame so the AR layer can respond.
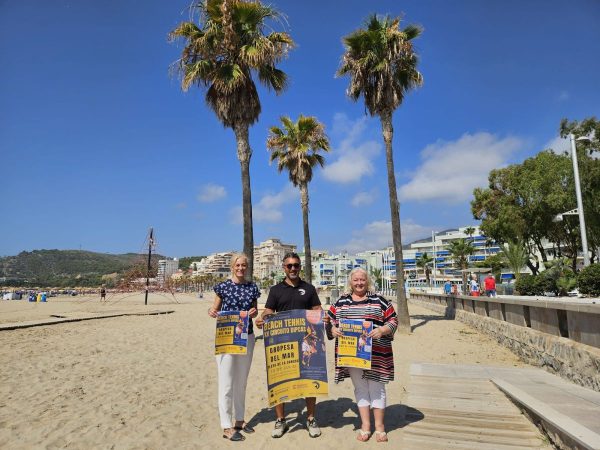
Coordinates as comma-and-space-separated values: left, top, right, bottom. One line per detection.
311, 226, 503, 292
311, 253, 369, 289
157, 258, 179, 286
402, 226, 500, 281
193, 252, 233, 279
254, 238, 296, 281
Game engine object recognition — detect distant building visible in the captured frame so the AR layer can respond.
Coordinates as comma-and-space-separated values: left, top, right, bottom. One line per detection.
157, 258, 179, 286
254, 238, 296, 281
193, 252, 234, 279
311, 253, 368, 289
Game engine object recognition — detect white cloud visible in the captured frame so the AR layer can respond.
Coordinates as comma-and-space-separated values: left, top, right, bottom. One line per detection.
544, 133, 599, 160
197, 184, 227, 202
229, 185, 298, 225
351, 191, 376, 207
543, 135, 570, 154
322, 114, 381, 184
174, 202, 187, 209
398, 132, 523, 203
336, 219, 431, 254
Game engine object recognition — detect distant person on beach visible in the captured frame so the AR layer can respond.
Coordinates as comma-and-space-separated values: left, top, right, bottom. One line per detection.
469, 275, 479, 296
208, 253, 259, 442
326, 268, 398, 443
256, 252, 323, 439
443, 279, 452, 295
100, 287, 106, 301
484, 273, 497, 297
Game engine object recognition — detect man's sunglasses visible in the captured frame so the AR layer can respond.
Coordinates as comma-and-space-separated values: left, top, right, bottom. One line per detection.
285, 263, 301, 270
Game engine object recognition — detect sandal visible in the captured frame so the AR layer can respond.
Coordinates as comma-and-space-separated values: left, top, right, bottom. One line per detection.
374, 431, 388, 442
234, 423, 255, 433
222, 430, 245, 441
356, 429, 371, 442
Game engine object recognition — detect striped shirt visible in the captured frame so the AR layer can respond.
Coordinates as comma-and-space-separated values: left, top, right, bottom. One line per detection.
327, 293, 398, 384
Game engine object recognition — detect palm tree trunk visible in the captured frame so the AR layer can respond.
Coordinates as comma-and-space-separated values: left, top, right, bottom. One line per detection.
233, 123, 254, 278
380, 112, 410, 333
300, 182, 312, 282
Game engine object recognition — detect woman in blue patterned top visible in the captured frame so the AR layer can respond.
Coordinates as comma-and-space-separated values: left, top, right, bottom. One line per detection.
208, 253, 260, 441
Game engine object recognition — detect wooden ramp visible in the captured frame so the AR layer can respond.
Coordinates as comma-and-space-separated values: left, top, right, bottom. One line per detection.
403, 375, 551, 449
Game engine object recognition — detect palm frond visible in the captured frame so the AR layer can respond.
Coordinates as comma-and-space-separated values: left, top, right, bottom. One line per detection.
338, 13, 423, 116
169, 0, 294, 129
257, 65, 288, 92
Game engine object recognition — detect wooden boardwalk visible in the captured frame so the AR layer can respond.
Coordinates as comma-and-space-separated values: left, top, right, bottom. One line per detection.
402, 374, 551, 449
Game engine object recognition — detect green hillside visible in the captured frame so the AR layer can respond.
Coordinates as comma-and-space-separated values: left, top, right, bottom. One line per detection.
0, 249, 167, 287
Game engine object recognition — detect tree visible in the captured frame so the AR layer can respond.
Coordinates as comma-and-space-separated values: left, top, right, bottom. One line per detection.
559, 117, 600, 264
338, 14, 423, 332
472, 150, 576, 273
267, 115, 330, 282
448, 238, 475, 293
415, 252, 433, 286
370, 267, 383, 291
578, 263, 600, 296
474, 254, 505, 280
499, 240, 529, 282
169, 0, 294, 277
464, 227, 476, 240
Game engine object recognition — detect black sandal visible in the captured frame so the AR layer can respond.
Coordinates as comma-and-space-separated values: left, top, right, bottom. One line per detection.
222, 430, 245, 441
234, 424, 255, 433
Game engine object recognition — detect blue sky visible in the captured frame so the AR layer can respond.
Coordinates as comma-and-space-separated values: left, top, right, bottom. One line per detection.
1, 0, 599, 258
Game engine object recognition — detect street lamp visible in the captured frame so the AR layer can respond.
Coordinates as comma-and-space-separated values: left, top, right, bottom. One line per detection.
566, 134, 591, 267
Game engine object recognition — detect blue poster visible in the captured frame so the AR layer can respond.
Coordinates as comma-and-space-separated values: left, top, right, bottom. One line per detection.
262, 310, 328, 406
337, 319, 372, 369
215, 311, 248, 355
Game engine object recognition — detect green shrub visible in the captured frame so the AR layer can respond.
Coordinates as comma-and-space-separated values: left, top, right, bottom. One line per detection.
515, 274, 544, 295
578, 263, 600, 297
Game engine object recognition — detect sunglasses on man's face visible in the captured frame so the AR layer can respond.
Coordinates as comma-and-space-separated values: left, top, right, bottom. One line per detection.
285, 263, 301, 270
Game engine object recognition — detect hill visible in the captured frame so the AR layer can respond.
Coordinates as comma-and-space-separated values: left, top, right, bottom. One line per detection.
0, 249, 167, 288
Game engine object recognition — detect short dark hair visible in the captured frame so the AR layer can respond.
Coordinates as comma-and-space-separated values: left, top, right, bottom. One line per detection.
282, 252, 301, 263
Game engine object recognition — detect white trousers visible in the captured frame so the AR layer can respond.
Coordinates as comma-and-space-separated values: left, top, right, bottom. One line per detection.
216, 334, 255, 428
348, 367, 387, 409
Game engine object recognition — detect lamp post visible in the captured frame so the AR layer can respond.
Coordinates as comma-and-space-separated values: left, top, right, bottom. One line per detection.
568, 133, 590, 267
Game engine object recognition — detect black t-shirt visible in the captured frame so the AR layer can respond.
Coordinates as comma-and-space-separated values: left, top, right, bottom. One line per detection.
265, 279, 321, 312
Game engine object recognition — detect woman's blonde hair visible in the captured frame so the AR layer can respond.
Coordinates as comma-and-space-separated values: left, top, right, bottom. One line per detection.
230, 253, 249, 273
346, 267, 372, 294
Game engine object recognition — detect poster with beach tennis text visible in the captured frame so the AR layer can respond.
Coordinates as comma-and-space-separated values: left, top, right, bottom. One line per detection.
262, 310, 328, 406
337, 319, 372, 369
215, 311, 248, 355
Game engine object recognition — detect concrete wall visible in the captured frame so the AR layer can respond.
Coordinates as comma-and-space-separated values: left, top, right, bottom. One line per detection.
410, 293, 600, 392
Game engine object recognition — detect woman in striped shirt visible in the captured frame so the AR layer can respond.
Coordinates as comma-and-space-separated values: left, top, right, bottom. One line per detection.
327, 268, 398, 443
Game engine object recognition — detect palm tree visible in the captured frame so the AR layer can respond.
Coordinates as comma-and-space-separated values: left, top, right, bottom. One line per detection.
464, 226, 476, 241
500, 240, 529, 282
449, 238, 476, 294
338, 15, 423, 332
416, 252, 433, 286
169, 0, 294, 277
267, 115, 330, 282
370, 267, 383, 291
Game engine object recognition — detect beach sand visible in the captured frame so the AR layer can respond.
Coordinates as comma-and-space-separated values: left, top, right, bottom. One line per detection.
0, 292, 526, 449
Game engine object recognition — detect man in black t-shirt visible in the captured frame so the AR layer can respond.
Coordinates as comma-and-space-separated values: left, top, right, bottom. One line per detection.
256, 252, 323, 439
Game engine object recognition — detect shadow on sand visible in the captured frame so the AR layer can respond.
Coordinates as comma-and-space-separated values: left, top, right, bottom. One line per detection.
247, 397, 424, 434
410, 313, 453, 332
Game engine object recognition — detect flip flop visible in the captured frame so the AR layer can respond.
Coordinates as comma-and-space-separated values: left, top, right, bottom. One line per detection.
222, 430, 245, 441
234, 424, 255, 433
356, 429, 371, 442
374, 431, 388, 442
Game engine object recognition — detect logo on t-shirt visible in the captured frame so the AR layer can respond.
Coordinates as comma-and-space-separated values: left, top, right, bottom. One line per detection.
298, 288, 306, 296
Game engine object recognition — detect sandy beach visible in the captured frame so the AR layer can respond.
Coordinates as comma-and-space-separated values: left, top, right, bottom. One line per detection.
0, 292, 527, 449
